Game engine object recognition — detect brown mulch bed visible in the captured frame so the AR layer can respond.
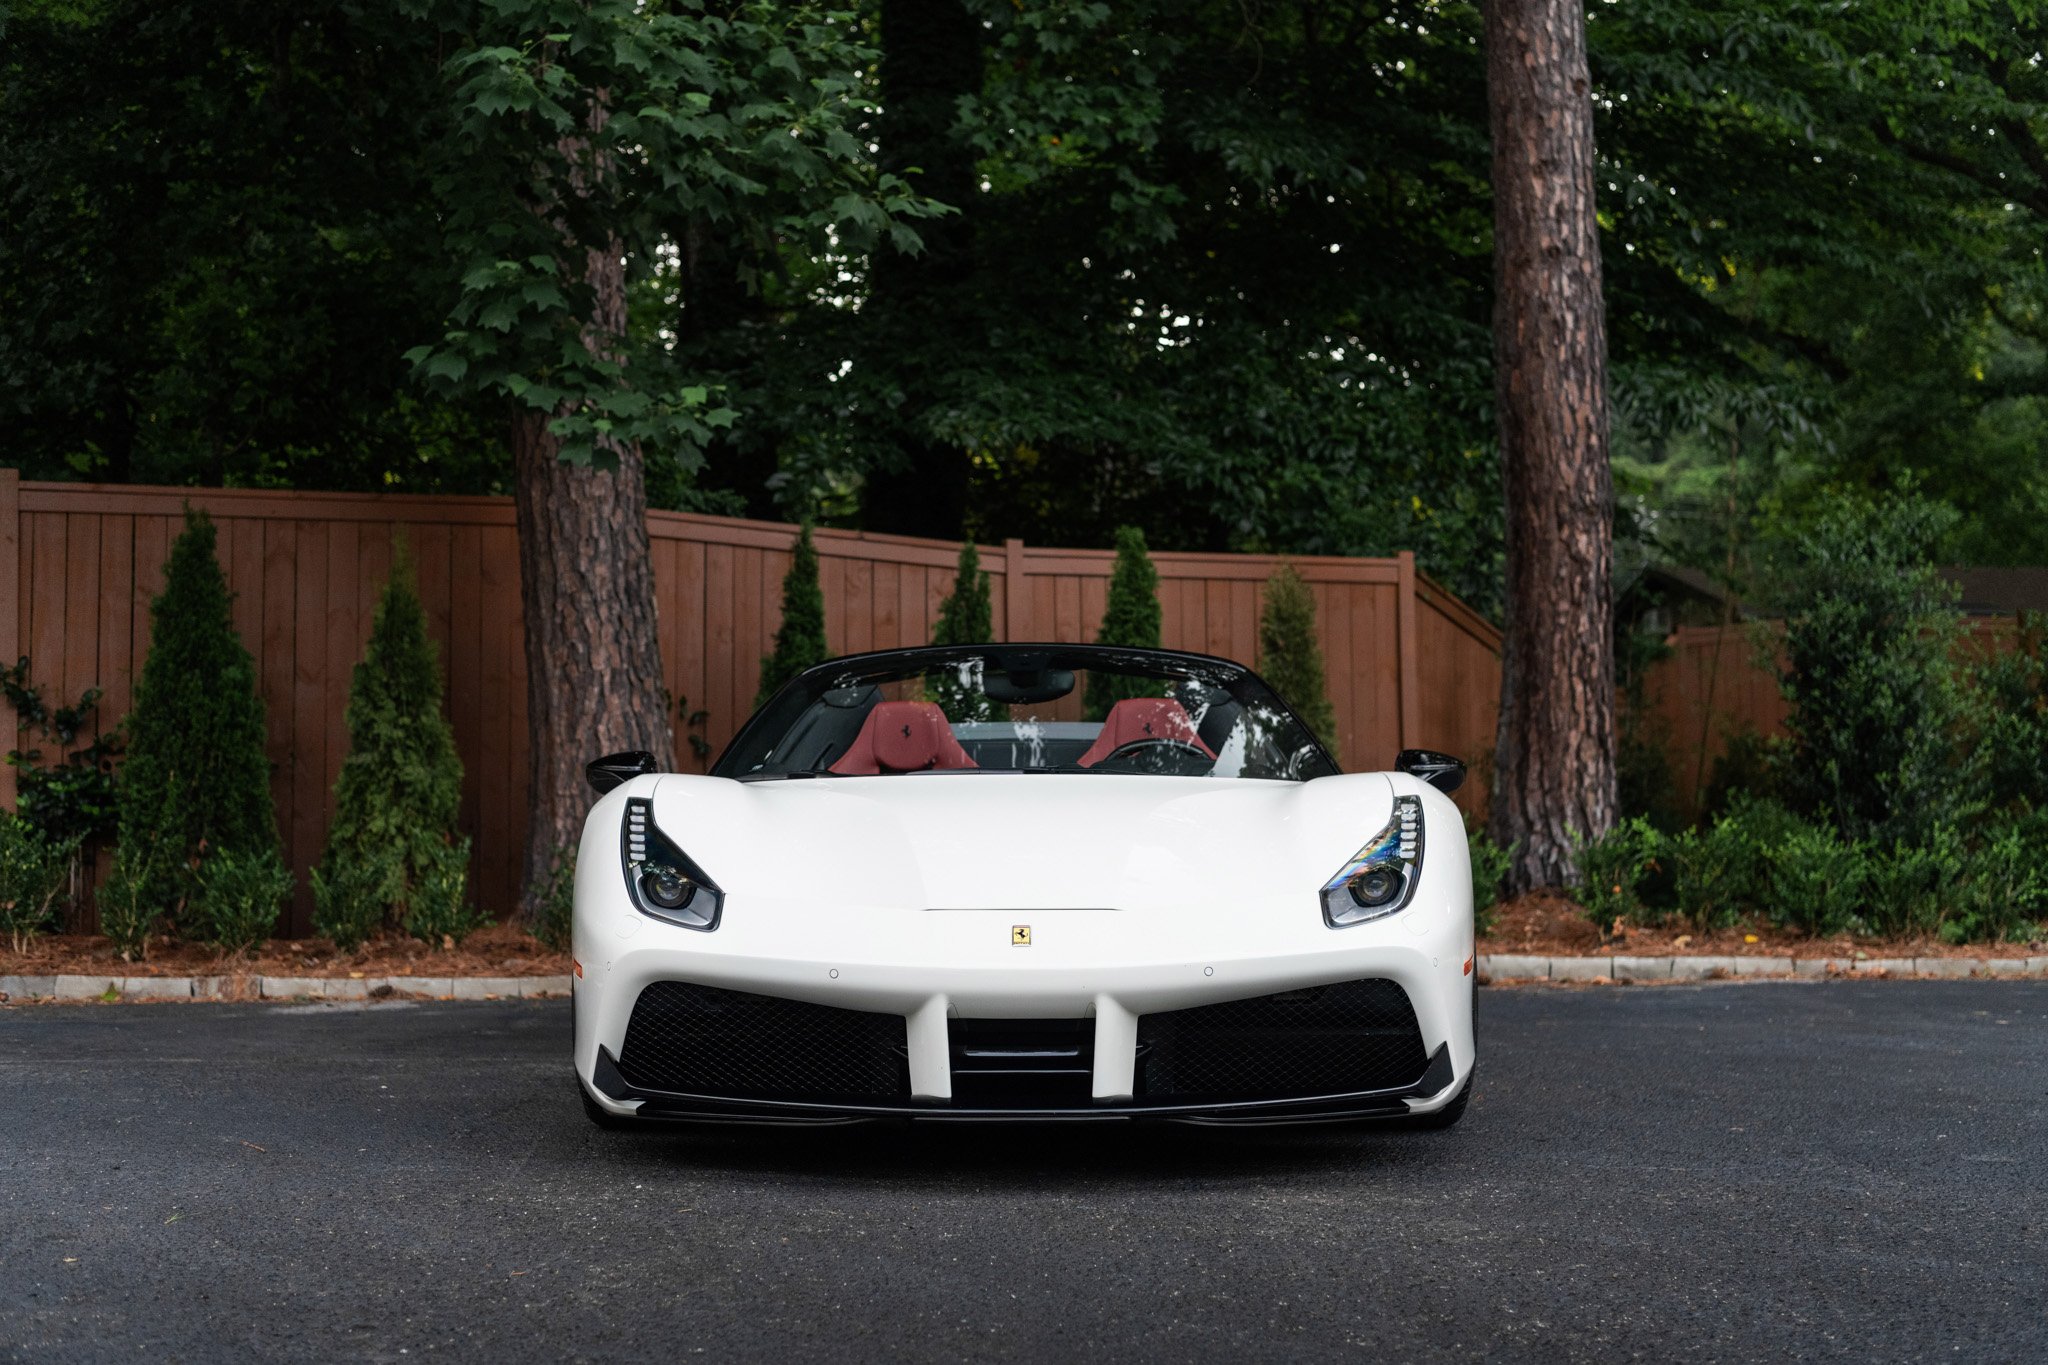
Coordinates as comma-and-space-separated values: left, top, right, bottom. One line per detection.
0, 920, 570, 978
1479, 891, 2044, 959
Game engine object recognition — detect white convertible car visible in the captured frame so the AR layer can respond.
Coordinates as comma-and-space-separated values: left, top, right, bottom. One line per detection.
572, 644, 1476, 1128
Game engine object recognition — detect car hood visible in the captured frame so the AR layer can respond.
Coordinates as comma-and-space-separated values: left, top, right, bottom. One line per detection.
649, 772, 1396, 911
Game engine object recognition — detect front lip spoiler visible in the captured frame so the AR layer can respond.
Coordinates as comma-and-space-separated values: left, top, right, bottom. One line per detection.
589, 1042, 1455, 1125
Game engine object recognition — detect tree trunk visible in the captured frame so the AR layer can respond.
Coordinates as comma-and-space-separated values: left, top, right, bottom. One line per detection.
512, 99, 674, 916
1485, 0, 1617, 891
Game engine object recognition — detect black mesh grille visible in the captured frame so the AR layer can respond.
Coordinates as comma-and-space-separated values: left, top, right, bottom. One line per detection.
1137, 979, 1429, 1101
617, 982, 909, 1101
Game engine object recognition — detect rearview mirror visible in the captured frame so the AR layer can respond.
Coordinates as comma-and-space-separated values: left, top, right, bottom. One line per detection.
586, 750, 659, 794
1395, 748, 1466, 794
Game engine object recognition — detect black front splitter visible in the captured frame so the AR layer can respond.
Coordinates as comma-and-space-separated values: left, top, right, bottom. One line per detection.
587, 1043, 1456, 1126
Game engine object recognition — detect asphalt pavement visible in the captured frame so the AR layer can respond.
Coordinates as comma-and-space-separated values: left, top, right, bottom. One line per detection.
2, 982, 2044, 1363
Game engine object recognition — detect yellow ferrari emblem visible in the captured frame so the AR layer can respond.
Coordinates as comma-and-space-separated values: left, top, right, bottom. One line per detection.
1011, 925, 1031, 946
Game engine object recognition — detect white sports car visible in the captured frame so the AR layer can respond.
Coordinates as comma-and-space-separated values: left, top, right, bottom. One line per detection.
571, 644, 1476, 1128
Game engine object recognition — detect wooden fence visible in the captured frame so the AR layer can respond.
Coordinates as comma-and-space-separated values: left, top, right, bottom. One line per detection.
0, 471, 1503, 930
1644, 618, 2025, 821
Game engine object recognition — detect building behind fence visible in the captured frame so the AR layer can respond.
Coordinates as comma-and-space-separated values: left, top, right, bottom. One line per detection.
1, 471, 1503, 930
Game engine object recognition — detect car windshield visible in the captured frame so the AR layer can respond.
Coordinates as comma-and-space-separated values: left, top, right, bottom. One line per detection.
715, 646, 1339, 782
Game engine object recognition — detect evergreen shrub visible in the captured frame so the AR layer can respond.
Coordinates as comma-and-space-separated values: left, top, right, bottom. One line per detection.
314, 545, 467, 947
532, 845, 577, 952
756, 524, 829, 708
1775, 495, 1967, 844
1258, 564, 1339, 762
1466, 826, 1513, 936
1084, 526, 1163, 720
402, 836, 487, 946
96, 842, 159, 961
0, 812, 77, 952
930, 541, 996, 722
193, 847, 294, 956
1572, 817, 1663, 929
112, 508, 278, 941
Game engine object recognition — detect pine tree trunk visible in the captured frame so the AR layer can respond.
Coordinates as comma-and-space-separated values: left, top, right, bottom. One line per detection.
1485, 0, 1617, 891
511, 94, 674, 917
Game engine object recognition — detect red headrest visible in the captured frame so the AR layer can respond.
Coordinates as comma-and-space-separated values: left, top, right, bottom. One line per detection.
1076, 698, 1216, 768
830, 701, 979, 775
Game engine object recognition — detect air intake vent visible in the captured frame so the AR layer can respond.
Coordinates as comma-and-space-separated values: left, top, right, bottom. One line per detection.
1138, 979, 1429, 1101
617, 982, 909, 1102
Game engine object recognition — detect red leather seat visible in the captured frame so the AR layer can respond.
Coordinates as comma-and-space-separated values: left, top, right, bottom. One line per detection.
1076, 698, 1217, 768
830, 701, 979, 775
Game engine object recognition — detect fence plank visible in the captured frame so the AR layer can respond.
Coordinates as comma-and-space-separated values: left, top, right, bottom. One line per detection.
0, 470, 18, 812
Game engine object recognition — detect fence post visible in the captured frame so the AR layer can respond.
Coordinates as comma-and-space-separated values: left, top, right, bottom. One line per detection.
1396, 550, 1420, 750
0, 467, 17, 811
1004, 538, 1030, 642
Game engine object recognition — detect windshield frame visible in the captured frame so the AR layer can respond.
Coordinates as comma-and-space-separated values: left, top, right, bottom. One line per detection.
710, 643, 1342, 781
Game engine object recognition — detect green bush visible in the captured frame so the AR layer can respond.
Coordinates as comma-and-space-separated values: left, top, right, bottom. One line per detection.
1573, 817, 1664, 929
756, 523, 829, 708
1258, 564, 1339, 763
1083, 526, 1163, 720
1467, 825, 1513, 936
1860, 827, 1962, 939
314, 546, 466, 942
532, 844, 576, 952
112, 507, 279, 931
1765, 818, 1871, 937
401, 837, 486, 946
193, 847, 294, 957
95, 841, 160, 961
1943, 816, 2048, 944
1969, 614, 2048, 814
311, 849, 395, 954
1775, 495, 1968, 845
930, 540, 997, 722
1, 659, 123, 854
0, 812, 77, 952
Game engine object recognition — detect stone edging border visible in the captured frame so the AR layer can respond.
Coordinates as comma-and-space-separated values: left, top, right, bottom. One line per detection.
0, 973, 571, 1003
1477, 953, 2048, 983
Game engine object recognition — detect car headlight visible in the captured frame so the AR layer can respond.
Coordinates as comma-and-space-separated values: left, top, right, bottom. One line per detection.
1321, 794, 1423, 927
621, 796, 723, 930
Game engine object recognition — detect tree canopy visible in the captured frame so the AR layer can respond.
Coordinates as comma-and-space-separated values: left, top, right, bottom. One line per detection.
6, 0, 2046, 615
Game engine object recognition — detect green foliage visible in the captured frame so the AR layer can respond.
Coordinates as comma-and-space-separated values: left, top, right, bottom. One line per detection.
1084, 527, 1164, 720
1765, 820, 1872, 938
311, 853, 394, 956
192, 847, 294, 957
1944, 813, 2048, 945
1969, 614, 2048, 814
401, 837, 486, 947
95, 843, 160, 962
402, 0, 937, 476
0, 812, 78, 953
531, 846, 577, 953
316, 547, 466, 940
113, 509, 279, 928
756, 525, 830, 709
929, 542, 997, 722
1, 660, 122, 851
1258, 565, 1339, 763
1572, 818, 1665, 930
1467, 826, 1514, 937
1774, 495, 1969, 845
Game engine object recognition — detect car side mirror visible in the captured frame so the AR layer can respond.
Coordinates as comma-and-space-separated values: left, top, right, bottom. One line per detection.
586, 750, 659, 795
1395, 748, 1466, 794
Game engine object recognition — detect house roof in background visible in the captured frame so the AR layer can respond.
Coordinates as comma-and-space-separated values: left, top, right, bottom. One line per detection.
1941, 567, 2048, 616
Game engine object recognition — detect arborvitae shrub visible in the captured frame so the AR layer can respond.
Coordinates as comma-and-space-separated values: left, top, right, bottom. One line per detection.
1084, 526, 1163, 719
930, 541, 996, 722
756, 523, 829, 708
401, 835, 487, 946
314, 545, 466, 947
112, 508, 279, 948
1258, 563, 1340, 762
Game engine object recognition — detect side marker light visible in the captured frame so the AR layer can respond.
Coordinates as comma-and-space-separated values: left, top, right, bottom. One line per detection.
1462, 956, 1473, 977
573, 959, 584, 979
